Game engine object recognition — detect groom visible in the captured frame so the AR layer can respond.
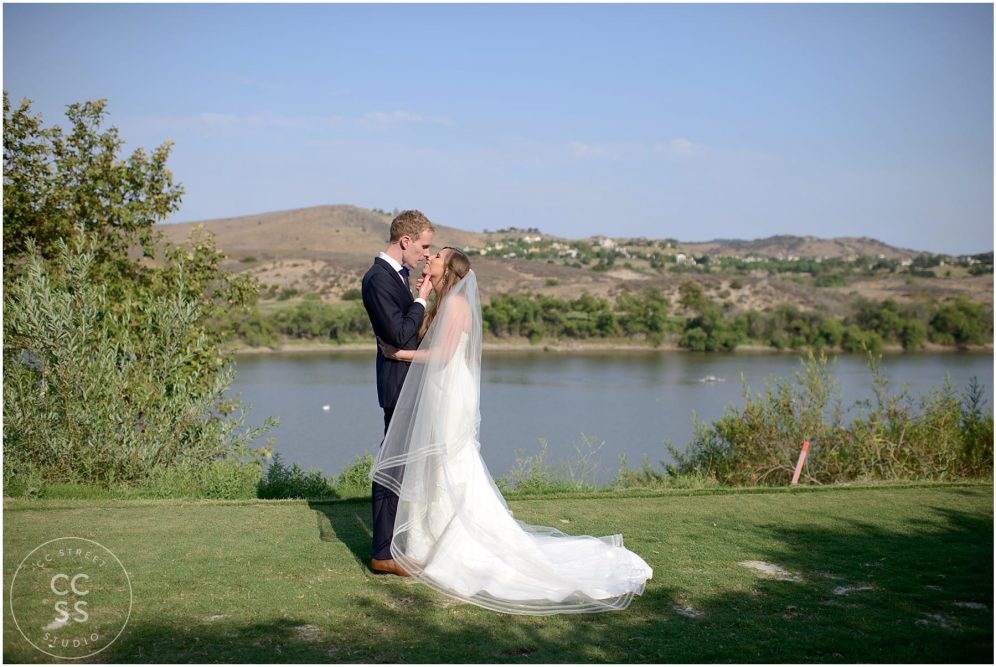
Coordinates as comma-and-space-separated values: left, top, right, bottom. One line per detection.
360, 210, 435, 576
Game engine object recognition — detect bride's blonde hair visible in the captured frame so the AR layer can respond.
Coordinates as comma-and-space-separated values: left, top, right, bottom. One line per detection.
418, 247, 471, 341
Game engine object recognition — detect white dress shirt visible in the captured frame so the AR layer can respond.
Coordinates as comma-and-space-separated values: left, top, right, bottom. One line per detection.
378, 252, 427, 307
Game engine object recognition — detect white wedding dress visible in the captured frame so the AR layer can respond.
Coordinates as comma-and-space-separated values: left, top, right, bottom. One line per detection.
371, 271, 652, 615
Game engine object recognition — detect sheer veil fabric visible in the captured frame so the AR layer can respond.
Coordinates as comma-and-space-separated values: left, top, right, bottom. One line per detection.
370, 270, 653, 614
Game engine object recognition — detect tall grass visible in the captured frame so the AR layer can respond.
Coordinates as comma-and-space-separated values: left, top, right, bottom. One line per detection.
496, 434, 608, 494
256, 451, 374, 500
666, 352, 994, 485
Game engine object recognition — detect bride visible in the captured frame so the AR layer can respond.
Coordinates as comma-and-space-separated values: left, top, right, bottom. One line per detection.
371, 247, 653, 615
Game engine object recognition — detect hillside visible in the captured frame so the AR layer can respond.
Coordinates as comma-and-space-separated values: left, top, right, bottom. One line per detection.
680, 234, 921, 261
155, 205, 993, 315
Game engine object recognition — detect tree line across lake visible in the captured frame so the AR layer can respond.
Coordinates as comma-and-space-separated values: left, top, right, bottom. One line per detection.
217, 281, 991, 353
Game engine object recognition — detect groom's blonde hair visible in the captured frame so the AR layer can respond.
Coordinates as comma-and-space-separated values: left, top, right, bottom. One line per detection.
389, 210, 435, 242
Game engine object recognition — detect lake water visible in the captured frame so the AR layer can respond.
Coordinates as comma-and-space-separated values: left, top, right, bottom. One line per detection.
228, 350, 993, 484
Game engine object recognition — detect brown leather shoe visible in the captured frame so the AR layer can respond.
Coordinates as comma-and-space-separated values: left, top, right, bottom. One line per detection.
370, 558, 410, 576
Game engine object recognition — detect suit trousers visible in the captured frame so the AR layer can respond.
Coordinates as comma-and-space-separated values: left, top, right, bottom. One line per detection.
371, 407, 398, 560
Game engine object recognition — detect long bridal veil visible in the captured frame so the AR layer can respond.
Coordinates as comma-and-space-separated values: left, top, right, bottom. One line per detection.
371, 270, 652, 615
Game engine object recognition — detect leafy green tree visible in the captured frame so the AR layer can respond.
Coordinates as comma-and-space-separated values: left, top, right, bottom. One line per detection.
3, 93, 183, 279
853, 298, 904, 342
3, 232, 275, 490
930, 296, 988, 346
678, 279, 708, 313
679, 326, 708, 352
900, 319, 927, 350
616, 286, 669, 336
3, 94, 271, 494
739, 309, 774, 343
814, 318, 845, 349
680, 306, 743, 352
841, 325, 883, 355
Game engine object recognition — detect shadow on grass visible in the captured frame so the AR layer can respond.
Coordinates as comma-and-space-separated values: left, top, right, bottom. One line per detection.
8, 496, 990, 663
308, 498, 372, 569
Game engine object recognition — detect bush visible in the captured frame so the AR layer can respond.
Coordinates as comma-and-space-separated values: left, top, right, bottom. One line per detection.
814, 274, 848, 288
841, 325, 883, 354
257, 452, 336, 499
930, 296, 988, 346
900, 319, 927, 350
3, 232, 276, 490
666, 352, 993, 485
334, 452, 375, 498
342, 287, 362, 301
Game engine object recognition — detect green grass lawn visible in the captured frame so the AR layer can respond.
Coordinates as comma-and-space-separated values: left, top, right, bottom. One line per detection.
4, 482, 992, 663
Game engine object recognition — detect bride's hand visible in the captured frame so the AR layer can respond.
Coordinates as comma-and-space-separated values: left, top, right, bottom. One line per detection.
417, 273, 433, 300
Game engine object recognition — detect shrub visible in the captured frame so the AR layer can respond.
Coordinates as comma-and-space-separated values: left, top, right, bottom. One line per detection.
3, 232, 276, 490
257, 452, 336, 499
930, 296, 988, 346
841, 325, 883, 354
814, 274, 848, 288
666, 352, 993, 485
334, 452, 375, 498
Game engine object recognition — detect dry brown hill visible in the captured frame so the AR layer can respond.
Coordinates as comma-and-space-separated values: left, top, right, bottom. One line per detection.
681, 234, 921, 261
158, 205, 482, 272
155, 205, 991, 315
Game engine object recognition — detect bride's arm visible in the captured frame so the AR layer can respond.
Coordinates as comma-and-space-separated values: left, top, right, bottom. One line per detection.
377, 338, 427, 362
380, 296, 470, 363
386, 347, 427, 362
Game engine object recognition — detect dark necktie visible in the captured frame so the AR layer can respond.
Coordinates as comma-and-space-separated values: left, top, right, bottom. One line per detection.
399, 266, 410, 288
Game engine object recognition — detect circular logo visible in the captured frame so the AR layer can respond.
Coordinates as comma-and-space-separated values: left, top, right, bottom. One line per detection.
9, 537, 133, 660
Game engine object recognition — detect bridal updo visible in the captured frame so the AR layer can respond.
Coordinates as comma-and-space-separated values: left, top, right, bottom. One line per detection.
418, 247, 471, 341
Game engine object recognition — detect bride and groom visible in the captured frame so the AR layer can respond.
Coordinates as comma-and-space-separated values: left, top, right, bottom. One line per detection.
360, 210, 652, 615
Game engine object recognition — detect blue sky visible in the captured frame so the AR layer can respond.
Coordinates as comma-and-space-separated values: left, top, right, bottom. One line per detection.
4, 3, 993, 254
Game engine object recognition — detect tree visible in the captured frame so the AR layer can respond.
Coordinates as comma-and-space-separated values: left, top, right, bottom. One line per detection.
930, 296, 988, 347
3, 93, 183, 278
678, 279, 708, 313
900, 319, 927, 351
3, 95, 271, 494
3, 232, 275, 490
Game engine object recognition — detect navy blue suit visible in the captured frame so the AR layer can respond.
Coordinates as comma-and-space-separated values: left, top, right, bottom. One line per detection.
361, 257, 425, 560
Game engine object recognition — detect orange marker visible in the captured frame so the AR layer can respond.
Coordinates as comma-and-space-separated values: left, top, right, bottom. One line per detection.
791, 441, 810, 486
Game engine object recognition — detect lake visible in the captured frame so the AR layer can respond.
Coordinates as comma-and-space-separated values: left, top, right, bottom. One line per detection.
228, 350, 993, 484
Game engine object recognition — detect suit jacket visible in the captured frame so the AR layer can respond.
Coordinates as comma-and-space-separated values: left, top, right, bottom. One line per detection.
361, 257, 426, 411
